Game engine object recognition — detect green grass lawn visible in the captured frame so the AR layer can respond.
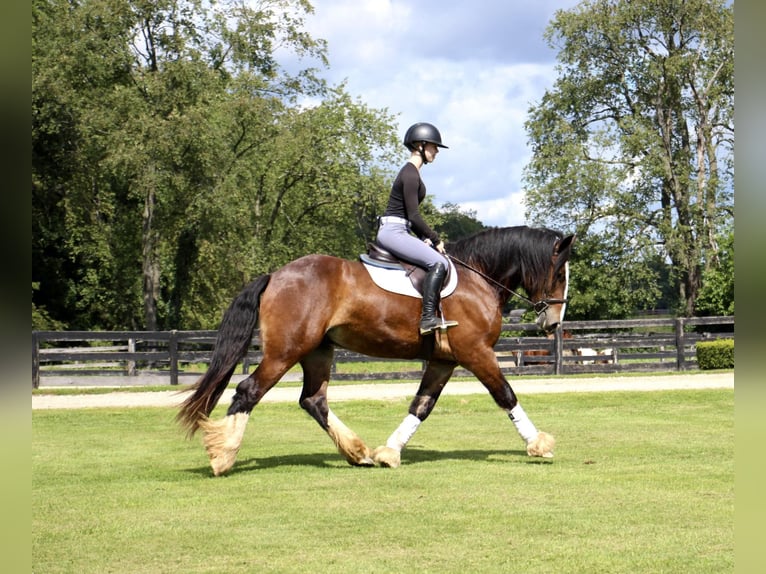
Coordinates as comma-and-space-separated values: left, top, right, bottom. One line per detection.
32, 389, 733, 573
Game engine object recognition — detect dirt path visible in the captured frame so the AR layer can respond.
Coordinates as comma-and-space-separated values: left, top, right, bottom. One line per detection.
32, 372, 733, 410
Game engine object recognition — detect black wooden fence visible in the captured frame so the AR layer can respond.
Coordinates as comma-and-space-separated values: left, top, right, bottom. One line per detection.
32, 316, 734, 388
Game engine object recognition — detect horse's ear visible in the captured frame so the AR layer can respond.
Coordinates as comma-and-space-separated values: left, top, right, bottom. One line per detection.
554, 234, 576, 256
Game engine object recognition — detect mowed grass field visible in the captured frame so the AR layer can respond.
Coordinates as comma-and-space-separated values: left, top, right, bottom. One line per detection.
32, 389, 733, 573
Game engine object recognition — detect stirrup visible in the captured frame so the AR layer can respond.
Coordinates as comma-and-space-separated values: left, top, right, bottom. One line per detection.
438, 318, 459, 331
419, 317, 458, 335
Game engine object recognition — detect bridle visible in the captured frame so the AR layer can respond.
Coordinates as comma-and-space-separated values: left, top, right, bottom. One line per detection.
447, 253, 568, 317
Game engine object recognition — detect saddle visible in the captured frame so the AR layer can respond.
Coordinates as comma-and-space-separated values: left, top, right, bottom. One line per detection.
359, 242, 453, 296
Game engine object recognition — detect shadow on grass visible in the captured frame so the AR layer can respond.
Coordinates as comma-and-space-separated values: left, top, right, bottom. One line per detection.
402, 447, 551, 465
184, 447, 551, 476
182, 453, 346, 477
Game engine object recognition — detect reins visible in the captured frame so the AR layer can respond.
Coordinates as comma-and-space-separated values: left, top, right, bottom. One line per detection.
447, 253, 567, 314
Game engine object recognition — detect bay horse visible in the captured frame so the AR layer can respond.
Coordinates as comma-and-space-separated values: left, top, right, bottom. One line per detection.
177, 226, 575, 475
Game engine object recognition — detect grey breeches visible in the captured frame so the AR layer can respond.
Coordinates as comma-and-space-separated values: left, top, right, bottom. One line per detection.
376, 220, 449, 269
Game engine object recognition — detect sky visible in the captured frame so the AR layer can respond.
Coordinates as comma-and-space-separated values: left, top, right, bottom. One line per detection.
298, 0, 583, 227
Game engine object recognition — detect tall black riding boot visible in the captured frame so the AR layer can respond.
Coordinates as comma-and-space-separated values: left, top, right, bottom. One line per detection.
419, 263, 459, 335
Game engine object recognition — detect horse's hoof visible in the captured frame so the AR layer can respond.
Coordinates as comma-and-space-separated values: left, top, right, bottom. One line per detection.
209, 453, 236, 476
372, 446, 401, 468
351, 456, 375, 467
526, 431, 556, 458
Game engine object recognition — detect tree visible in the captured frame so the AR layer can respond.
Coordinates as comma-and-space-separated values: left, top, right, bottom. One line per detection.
163, 88, 398, 328
33, 0, 399, 330
695, 228, 734, 316
436, 202, 486, 242
32, 283, 67, 331
559, 232, 664, 320
33, 0, 142, 329
523, 0, 733, 317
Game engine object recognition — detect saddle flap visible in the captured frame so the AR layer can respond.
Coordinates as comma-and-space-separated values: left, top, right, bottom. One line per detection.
359, 242, 456, 298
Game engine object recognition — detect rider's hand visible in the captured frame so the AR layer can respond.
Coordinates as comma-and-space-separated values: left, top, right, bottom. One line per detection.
435, 241, 446, 254
423, 238, 433, 247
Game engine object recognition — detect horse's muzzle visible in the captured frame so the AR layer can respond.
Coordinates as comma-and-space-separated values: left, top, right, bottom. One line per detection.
534, 298, 567, 333
537, 317, 560, 334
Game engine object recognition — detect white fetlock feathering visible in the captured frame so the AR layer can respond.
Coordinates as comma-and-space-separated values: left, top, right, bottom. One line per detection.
326, 409, 373, 466
526, 431, 555, 458
200, 412, 250, 476
372, 446, 401, 468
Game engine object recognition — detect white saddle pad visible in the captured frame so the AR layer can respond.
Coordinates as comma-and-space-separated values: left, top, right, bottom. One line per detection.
361, 259, 458, 298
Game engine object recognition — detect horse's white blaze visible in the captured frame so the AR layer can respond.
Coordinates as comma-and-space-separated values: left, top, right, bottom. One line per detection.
560, 261, 569, 323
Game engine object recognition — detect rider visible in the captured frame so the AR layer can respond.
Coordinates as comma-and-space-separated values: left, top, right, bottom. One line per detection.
376, 122, 459, 335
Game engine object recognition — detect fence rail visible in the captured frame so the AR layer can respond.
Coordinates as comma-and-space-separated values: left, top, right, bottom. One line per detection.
31, 316, 734, 388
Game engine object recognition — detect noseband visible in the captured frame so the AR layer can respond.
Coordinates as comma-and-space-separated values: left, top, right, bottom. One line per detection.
532, 297, 568, 315
447, 254, 568, 319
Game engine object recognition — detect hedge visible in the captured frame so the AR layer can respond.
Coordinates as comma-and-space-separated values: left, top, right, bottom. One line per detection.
696, 339, 734, 369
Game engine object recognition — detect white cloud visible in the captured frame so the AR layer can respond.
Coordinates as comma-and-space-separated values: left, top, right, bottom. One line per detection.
292, 1, 580, 226
456, 192, 528, 228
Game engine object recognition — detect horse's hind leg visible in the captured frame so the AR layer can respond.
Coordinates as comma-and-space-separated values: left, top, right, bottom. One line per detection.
299, 345, 373, 466
200, 362, 287, 476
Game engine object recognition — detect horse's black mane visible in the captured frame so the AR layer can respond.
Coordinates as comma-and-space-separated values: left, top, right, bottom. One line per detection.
447, 226, 565, 297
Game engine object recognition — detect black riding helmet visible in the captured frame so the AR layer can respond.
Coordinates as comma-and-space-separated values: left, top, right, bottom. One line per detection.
403, 122, 449, 151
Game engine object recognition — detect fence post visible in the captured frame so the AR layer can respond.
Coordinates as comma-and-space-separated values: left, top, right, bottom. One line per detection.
169, 330, 179, 385
675, 317, 686, 371
32, 332, 40, 389
127, 337, 136, 376
553, 325, 563, 375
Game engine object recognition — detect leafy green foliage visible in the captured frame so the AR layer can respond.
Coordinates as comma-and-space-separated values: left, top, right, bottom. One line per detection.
523, 0, 733, 318
31, 283, 67, 331
695, 229, 734, 316
32, 0, 734, 330
696, 339, 734, 369
563, 231, 664, 319
436, 202, 486, 242
33, 0, 399, 330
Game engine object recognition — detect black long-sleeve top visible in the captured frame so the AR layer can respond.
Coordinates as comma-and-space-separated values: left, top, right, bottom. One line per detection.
383, 162, 440, 244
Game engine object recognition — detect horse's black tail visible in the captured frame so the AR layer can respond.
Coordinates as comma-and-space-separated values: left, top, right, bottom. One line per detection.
177, 274, 271, 437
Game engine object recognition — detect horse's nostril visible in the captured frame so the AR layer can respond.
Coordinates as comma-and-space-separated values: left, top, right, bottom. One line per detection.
544, 322, 560, 334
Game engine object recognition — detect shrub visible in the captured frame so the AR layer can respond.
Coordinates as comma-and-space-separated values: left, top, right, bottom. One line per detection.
696, 339, 734, 369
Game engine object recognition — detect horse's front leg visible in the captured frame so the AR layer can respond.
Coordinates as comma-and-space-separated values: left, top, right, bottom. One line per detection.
373, 360, 456, 468
466, 349, 555, 459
